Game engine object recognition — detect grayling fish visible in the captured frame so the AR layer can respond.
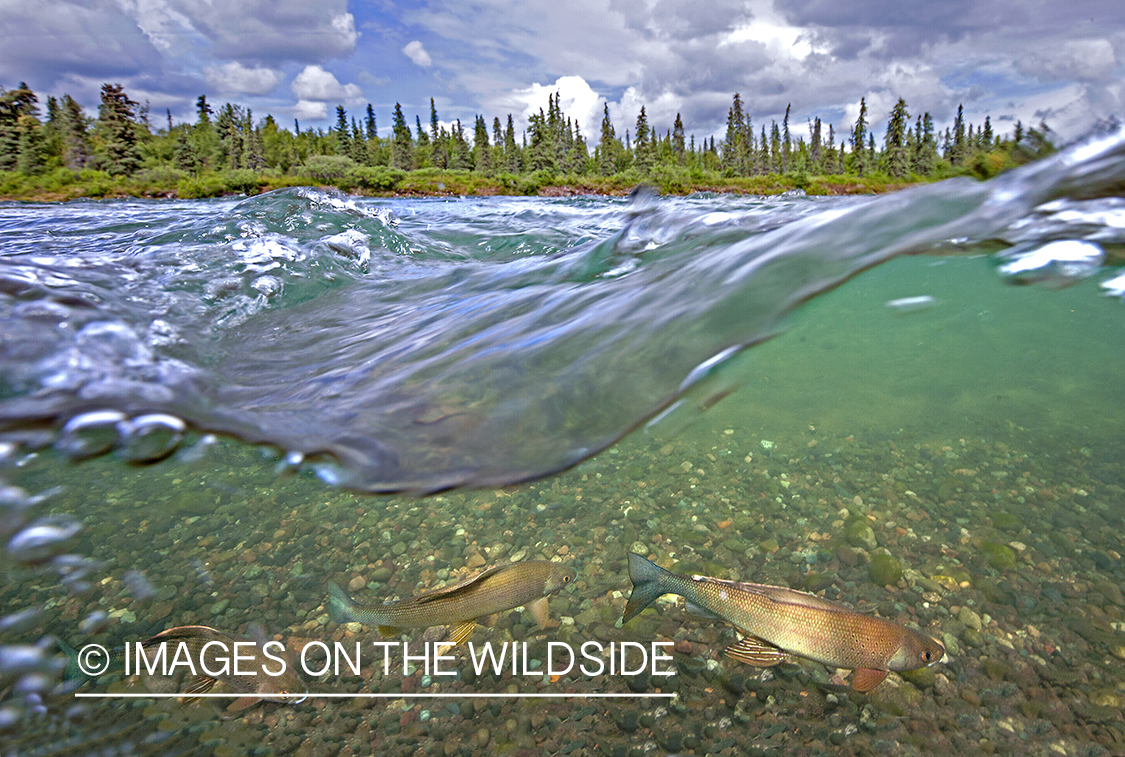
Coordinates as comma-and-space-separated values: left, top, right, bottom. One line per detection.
620, 553, 944, 691
328, 560, 575, 644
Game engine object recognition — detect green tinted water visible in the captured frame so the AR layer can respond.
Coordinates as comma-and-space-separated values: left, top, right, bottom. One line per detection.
7, 254, 1125, 756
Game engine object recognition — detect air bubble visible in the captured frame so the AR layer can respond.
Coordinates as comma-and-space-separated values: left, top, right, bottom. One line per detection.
116, 414, 185, 463
55, 411, 126, 460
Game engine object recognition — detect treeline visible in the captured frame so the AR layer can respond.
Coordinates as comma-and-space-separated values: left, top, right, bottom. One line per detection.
0, 80, 1056, 200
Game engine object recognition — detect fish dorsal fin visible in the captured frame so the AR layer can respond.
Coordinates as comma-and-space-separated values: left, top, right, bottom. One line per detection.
526, 597, 549, 628
850, 668, 888, 692
731, 581, 852, 614
448, 620, 477, 645
414, 565, 506, 605
146, 625, 233, 645
723, 636, 787, 667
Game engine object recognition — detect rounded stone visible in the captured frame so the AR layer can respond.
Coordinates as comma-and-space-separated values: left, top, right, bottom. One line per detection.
868, 553, 902, 586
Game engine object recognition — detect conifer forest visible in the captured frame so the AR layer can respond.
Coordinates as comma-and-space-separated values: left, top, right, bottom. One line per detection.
0, 81, 1056, 200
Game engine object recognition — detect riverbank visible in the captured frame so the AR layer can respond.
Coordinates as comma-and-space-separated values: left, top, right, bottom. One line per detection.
0, 165, 922, 202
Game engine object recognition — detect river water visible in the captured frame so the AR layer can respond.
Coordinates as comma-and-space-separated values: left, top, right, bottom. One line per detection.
2, 127, 1125, 756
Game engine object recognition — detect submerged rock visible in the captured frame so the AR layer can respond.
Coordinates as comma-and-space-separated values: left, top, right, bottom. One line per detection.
868, 552, 902, 587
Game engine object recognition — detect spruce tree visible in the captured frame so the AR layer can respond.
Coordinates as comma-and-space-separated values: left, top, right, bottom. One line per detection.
633, 105, 652, 173
96, 83, 142, 176
16, 115, 45, 175
951, 104, 966, 165
672, 113, 685, 162
597, 103, 619, 176
504, 114, 519, 173
782, 104, 791, 174
365, 104, 377, 141
0, 82, 38, 171
59, 94, 90, 169
881, 98, 910, 177
850, 97, 868, 175
722, 94, 747, 175
391, 103, 412, 169
473, 114, 491, 174
173, 128, 199, 173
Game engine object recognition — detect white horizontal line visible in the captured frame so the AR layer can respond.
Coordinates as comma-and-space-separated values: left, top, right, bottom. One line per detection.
75, 692, 676, 699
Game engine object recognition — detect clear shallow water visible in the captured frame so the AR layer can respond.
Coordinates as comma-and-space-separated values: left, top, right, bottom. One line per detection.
2, 127, 1125, 757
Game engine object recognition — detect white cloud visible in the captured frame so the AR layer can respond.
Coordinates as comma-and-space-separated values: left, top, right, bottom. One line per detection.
491, 75, 604, 141
403, 40, 433, 67
291, 65, 364, 102
1018, 39, 1117, 83
205, 61, 282, 95
293, 99, 328, 122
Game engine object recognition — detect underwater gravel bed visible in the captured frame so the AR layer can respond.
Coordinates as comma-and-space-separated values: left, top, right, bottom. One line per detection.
6, 423, 1124, 757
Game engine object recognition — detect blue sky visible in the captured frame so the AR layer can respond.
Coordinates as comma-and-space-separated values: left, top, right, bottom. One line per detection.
1, 0, 1122, 144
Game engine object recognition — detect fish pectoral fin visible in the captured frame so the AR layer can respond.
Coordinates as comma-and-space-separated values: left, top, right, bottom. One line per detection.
448, 620, 477, 645
850, 668, 888, 692
377, 626, 402, 638
183, 675, 218, 696
527, 597, 550, 628
723, 636, 787, 667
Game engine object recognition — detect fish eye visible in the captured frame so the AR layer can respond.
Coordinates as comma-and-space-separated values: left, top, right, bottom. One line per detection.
921, 650, 933, 663
562, 575, 571, 583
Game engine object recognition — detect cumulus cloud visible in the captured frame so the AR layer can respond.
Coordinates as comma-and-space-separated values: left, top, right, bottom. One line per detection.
205, 62, 283, 95
491, 75, 604, 139
403, 40, 433, 67
291, 65, 364, 102
293, 99, 329, 122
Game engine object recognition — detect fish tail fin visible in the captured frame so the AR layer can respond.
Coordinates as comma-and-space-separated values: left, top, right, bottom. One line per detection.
618, 552, 673, 627
326, 582, 356, 624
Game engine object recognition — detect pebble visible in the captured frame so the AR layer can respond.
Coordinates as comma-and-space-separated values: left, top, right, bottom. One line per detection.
958, 606, 982, 631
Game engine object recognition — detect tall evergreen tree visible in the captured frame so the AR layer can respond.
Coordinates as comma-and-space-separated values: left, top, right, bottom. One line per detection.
633, 105, 653, 173
597, 103, 620, 176
365, 104, 377, 141
173, 128, 199, 172
0, 82, 38, 171
781, 104, 791, 174
59, 94, 90, 169
243, 109, 266, 170
721, 93, 750, 175
850, 97, 869, 175
881, 98, 910, 177
215, 103, 244, 169
96, 83, 142, 175
672, 113, 685, 162
391, 103, 412, 169
472, 114, 491, 173
950, 104, 966, 165
809, 117, 822, 174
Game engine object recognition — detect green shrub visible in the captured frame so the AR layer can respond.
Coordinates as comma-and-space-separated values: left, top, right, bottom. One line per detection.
221, 169, 265, 195
297, 155, 358, 183
349, 166, 405, 191
177, 174, 226, 199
